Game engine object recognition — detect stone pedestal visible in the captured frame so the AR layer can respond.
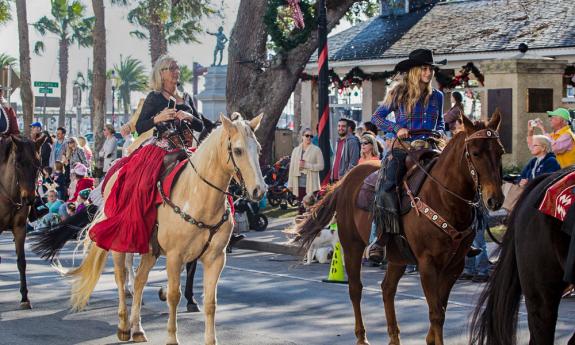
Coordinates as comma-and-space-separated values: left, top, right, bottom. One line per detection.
197, 65, 227, 122
482, 58, 568, 168
300, 80, 318, 132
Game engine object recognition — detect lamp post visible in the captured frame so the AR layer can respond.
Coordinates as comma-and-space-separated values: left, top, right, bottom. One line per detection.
111, 70, 116, 127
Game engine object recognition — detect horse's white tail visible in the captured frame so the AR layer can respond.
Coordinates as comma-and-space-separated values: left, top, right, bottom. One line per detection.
66, 243, 109, 311
64, 209, 109, 311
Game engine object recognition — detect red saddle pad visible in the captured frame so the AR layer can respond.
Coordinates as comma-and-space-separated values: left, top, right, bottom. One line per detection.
539, 171, 575, 221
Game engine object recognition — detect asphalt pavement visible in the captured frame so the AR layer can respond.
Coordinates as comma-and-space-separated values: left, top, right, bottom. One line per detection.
1, 224, 574, 345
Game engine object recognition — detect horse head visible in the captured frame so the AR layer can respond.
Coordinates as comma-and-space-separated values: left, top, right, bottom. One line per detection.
220, 112, 267, 201
461, 109, 505, 211
4, 135, 41, 206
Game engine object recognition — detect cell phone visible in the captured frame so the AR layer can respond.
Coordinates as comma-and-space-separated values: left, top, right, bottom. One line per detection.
167, 96, 177, 109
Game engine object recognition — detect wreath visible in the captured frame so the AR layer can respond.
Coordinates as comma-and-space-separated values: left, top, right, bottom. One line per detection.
435, 62, 485, 91
264, 0, 316, 53
300, 67, 395, 91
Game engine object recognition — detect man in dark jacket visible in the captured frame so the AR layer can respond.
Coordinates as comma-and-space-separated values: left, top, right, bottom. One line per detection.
331, 118, 360, 182
30, 122, 52, 168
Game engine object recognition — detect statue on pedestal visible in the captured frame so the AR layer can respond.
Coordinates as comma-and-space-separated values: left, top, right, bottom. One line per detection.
207, 26, 228, 67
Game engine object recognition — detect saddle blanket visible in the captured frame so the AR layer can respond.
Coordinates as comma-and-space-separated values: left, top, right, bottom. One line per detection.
539, 171, 575, 221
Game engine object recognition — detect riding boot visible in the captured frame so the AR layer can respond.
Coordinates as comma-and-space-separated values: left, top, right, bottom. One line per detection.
370, 149, 406, 262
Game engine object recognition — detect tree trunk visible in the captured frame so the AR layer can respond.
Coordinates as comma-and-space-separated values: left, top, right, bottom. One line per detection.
16, 0, 34, 138
92, 0, 106, 156
227, 0, 360, 164
123, 90, 130, 124
148, 5, 167, 66
58, 39, 69, 128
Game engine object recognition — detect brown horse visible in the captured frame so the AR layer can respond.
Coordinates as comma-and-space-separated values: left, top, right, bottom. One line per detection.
0, 135, 41, 309
291, 112, 504, 345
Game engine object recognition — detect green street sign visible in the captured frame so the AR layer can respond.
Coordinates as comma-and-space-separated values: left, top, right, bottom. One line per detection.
38, 87, 53, 94
34, 81, 59, 88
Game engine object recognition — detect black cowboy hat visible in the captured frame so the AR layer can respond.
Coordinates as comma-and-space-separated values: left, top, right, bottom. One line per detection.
395, 49, 447, 73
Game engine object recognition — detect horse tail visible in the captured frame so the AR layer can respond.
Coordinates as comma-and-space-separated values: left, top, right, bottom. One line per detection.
469, 175, 547, 345
31, 204, 99, 262
65, 242, 109, 311
286, 182, 340, 255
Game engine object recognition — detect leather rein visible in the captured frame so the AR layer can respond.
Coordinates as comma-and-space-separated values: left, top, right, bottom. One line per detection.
156, 128, 248, 260
400, 129, 501, 255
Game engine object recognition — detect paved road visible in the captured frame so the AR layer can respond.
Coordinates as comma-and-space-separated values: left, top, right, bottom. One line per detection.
1, 234, 574, 345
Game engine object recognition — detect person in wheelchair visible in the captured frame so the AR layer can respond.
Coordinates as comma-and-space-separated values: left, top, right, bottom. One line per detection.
368, 49, 446, 260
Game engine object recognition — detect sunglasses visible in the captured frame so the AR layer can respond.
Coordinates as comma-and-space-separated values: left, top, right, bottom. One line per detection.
303, 134, 313, 138
361, 141, 372, 145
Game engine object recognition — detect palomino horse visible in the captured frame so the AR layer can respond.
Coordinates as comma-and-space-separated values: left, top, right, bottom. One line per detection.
469, 169, 575, 345
0, 135, 41, 309
65, 114, 266, 345
291, 112, 504, 345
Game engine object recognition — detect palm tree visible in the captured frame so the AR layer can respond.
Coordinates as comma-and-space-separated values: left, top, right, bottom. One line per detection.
113, 56, 147, 121
33, 0, 95, 127
119, 0, 218, 65
91, 0, 106, 157
16, 0, 34, 135
0, 53, 17, 69
0, 0, 11, 25
179, 64, 194, 86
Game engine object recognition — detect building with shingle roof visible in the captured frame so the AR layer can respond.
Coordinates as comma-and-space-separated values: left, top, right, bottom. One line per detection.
299, 0, 575, 167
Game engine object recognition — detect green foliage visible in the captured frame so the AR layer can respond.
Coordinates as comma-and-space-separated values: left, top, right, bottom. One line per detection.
264, 0, 316, 53
120, 0, 218, 45
0, 52, 17, 69
345, 0, 380, 25
179, 64, 194, 85
32, 0, 95, 56
0, 0, 11, 25
114, 56, 148, 111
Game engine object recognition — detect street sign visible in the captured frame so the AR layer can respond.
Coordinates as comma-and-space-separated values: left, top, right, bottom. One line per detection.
34, 96, 61, 108
38, 87, 53, 94
33, 81, 59, 88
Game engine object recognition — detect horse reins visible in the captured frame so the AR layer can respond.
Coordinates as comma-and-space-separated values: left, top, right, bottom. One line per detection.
399, 129, 501, 255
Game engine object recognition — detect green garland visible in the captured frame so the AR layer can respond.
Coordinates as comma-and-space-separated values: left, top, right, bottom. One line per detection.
300, 67, 395, 90
264, 0, 316, 53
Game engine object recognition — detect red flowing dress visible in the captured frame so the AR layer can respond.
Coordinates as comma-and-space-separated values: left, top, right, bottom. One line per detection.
89, 91, 204, 253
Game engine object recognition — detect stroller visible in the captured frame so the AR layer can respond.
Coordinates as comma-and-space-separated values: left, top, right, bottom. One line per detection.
263, 156, 298, 209
229, 182, 268, 232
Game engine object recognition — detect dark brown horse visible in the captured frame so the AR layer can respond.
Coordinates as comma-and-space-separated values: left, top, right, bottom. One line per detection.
469, 169, 575, 345
291, 112, 504, 345
0, 135, 41, 309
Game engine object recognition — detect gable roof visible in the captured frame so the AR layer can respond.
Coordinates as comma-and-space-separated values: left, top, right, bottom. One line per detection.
324, 0, 575, 62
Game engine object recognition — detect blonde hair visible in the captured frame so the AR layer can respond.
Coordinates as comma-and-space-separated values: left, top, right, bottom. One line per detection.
361, 133, 380, 158
149, 55, 180, 93
383, 66, 433, 116
532, 135, 552, 154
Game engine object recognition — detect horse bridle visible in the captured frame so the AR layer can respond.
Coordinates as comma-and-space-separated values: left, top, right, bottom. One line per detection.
0, 138, 41, 210
400, 129, 501, 208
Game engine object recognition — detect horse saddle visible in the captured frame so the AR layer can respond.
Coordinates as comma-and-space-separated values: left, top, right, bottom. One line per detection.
356, 148, 440, 213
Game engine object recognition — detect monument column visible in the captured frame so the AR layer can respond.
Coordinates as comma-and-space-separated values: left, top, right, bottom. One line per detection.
196, 65, 227, 122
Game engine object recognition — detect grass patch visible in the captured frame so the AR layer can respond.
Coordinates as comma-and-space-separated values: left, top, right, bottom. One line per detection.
486, 225, 506, 242
262, 206, 299, 219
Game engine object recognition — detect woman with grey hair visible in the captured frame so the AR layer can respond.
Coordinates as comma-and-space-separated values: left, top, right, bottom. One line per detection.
519, 134, 561, 186
99, 124, 118, 173
90, 55, 205, 254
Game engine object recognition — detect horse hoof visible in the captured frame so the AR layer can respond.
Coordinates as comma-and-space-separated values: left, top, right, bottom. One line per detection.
158, 287, 166, 301
19, 301, 32, 310
186, 303, 201, 313
117, 328, 131, 341
132, 331, 148, 342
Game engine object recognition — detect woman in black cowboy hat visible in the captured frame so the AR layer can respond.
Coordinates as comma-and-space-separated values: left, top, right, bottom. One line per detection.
368, 48, 446, 261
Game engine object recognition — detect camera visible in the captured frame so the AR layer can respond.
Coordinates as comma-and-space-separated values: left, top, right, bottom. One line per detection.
530, 118, 541, 127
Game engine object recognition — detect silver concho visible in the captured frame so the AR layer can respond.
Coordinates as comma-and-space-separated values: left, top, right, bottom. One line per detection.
486, 130, 492, 136
432, 215, 438, 221
424, 207, 429, 213
442, 223, 448, 229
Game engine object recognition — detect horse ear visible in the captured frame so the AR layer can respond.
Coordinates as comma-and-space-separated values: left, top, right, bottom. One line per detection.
220, 113, 236, 134
488, 108, 502, 132
461, 114, 476, 135
249, 113, 263, 132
